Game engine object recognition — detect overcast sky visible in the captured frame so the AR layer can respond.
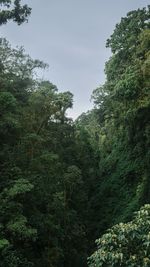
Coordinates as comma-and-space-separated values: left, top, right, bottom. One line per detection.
1, 0, 149, 118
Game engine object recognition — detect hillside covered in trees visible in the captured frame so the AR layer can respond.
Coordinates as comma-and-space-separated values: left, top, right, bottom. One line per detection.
0, 1, 150, 266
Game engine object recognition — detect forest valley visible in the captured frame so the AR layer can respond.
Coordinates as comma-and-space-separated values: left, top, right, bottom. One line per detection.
0, 1, 150, 267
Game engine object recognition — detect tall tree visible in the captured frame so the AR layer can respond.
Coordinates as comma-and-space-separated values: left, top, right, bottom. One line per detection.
89, 5, 150, 244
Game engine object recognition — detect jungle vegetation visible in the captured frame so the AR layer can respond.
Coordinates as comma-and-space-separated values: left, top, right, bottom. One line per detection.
0, 2, 150, 266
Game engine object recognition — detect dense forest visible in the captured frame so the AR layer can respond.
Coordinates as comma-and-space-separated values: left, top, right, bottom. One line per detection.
0, 1, 150, 266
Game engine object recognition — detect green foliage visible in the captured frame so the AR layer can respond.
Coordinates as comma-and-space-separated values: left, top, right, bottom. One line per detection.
0, 0, 31, 25
0, 3, 150, 267
7, 178, 34, 197
88, 204, 150, 267
0, 239, 10, 250
0, 36, 89, 266
106, 6, 150, 54
6, 215, 37, 240
89, 5, 150, 238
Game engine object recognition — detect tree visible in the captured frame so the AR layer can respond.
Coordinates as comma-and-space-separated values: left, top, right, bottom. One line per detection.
0, 38, 47, 266
0, 0, 31, 25
0, 37, 90, 266
89, 5, 150, 238
0, 177, 37, 267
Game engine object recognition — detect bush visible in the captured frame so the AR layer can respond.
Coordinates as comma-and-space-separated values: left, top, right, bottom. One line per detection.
88, 204, 150, 267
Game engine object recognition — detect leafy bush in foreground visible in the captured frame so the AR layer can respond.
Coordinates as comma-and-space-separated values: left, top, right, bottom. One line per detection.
88, 204, 150, 267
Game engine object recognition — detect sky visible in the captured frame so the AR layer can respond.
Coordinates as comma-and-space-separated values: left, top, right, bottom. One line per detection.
0, 0, 149, 119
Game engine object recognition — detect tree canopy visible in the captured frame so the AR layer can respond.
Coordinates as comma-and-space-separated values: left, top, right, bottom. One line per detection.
0, 3, 150, 267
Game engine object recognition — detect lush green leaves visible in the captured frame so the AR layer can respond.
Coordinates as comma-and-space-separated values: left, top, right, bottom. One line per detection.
0, 3, 150, 267
88, 205, 150, 267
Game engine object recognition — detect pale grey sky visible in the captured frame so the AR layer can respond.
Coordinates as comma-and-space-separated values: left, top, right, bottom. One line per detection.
1, 0, 149, 118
